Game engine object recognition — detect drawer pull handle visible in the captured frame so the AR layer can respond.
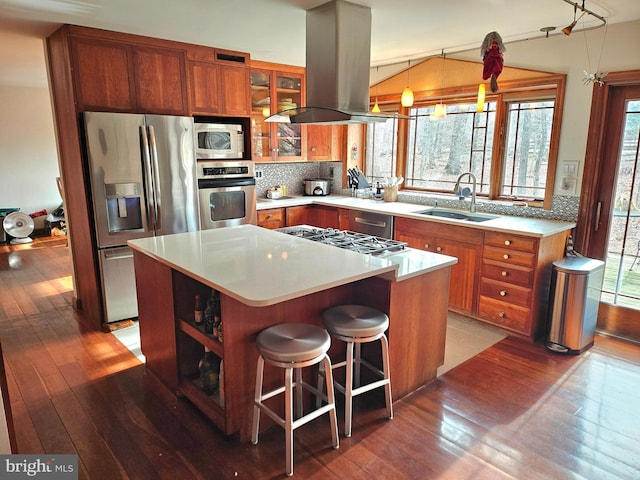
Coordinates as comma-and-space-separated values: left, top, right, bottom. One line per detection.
503, 254, 510, 260
499, 312, 506, 318
504, 240, 512, 246
500, 290, 507, 296
266, 215, 272, 219
436, 246, 443, 252
502, 271, 509, 277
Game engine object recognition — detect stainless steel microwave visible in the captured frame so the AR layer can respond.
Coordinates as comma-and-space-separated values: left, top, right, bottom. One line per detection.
194, 123, 244, 160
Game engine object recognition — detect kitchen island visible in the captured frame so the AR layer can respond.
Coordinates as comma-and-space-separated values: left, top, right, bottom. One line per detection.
129, 225, 456, 440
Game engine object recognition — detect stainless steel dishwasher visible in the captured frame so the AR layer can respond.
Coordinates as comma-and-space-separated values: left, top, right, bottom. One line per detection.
345, 209, 394, 239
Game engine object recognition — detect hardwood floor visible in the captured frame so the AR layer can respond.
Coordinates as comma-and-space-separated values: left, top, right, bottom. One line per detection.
2, 237, 640, 479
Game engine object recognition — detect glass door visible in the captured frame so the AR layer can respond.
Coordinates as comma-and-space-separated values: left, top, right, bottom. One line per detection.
601, 98, 640, 308
578, 77, 640, 341
250, 69, 304, 162
275, 74, 303, 159
249, 70, 271, 160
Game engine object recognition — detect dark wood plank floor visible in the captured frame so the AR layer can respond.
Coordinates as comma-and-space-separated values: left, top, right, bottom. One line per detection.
2, 237, 640, 479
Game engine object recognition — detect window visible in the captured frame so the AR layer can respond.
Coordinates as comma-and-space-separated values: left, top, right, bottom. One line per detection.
365, 77, 564, 208
404, 102, 496, 194
501, 100, 554, 198
365, 114, 398, 184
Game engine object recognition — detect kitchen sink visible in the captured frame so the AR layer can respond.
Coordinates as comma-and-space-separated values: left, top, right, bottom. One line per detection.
414, 208, 498, 223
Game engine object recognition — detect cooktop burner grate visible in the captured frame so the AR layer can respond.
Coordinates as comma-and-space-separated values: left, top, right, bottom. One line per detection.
276, 226, 407, 256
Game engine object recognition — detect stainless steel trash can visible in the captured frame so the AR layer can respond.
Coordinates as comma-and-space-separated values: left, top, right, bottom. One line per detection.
546, 257, 605, 354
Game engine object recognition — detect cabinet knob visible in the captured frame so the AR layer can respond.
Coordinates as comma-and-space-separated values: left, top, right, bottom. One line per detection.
436, 246, 443, 252
266, 214, 272, 219
498, 312, 506, 318
501, 271, 509, 277
425, 243, 430, 249
500, 290, 507, 297
503, 254, 510, 260
504, 240, 512, 246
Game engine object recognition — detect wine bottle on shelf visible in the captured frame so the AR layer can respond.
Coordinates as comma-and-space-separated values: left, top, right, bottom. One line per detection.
194, 294, 203, 325
204, 297, 214, 334
198, 347, 220, 395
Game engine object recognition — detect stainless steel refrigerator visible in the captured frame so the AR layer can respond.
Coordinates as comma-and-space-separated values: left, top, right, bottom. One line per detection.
83, 112, 199, 323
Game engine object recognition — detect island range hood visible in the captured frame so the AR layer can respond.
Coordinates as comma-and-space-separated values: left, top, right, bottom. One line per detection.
267, 0, 400, 125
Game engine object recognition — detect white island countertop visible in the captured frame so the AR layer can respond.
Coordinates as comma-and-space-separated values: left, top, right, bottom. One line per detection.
128, 225, 456, 307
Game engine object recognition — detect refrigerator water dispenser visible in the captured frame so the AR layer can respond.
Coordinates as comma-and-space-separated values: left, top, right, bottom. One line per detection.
105, 182, 143, 232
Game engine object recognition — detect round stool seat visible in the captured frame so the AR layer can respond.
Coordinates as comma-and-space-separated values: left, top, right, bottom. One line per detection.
256, 323, 330, 364
323, 305, 389, 339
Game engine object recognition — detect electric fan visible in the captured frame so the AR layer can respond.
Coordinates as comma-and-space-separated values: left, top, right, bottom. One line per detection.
3, 212, 34, 244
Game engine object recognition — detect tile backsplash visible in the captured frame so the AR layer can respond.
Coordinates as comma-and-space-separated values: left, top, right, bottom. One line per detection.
254, 161, 341, 197
255, 162, 579, 223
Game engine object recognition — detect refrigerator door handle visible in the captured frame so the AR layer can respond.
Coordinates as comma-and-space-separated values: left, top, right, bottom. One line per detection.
148, 125, 162, 231
140, 125, 156, 230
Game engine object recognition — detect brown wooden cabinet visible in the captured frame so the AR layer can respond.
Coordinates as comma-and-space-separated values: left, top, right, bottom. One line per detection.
285, 205, 309, 226
307, 125, 346, 161
395, 217, 569, 339
258, 205, 310, 229
187, 48, 251, 116
257, 208, 285, 229
70, 34, 188, 115
250, 61, 305, 162
306, 205, 340, 229
132, 45, 188, 115
478, 230, 567, 339
394, 218, 483, 316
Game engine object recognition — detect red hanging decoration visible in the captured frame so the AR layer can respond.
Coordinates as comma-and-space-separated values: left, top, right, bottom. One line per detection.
480, 31, 506, 93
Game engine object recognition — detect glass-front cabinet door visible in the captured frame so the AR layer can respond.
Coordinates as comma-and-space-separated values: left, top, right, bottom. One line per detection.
250, 68, 304, 162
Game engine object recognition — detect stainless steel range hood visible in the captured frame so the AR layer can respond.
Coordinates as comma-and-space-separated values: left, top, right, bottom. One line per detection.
267, 0, 399, 125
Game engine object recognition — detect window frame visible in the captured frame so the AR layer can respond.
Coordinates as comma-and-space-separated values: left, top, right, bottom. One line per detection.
373, 74, 565, 209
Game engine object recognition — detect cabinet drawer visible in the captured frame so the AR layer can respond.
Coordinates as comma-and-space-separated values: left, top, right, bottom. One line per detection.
478, 296, 531, 335
479, 278, 532, 307
394, 218, 484, 245
257, 208, 284, 229
481, 259, 534, 287
484, 231, 538, 253
483, 245, 536, 267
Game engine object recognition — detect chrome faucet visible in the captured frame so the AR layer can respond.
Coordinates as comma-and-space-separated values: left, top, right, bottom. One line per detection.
453, 172, 477, 213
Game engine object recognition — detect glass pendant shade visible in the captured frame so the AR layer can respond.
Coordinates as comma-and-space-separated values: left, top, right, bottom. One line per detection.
401, 87, 414, 107
430, 103, 447, 119
477, 83, 486, 113
372, 99, 381, 113
262, 105, 270, 117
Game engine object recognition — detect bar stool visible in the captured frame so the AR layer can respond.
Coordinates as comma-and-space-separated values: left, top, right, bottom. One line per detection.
251, 323, 339, 476
320, 305, 393, 437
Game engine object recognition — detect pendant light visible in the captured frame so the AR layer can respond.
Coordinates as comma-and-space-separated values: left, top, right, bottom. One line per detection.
476, 83, 486, 113
372, 66, 381, 112
401, 60, 414, 107
430, 51, 447, 119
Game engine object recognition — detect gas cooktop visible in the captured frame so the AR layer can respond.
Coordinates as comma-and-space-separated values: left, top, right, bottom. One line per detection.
276, 225, 407, 256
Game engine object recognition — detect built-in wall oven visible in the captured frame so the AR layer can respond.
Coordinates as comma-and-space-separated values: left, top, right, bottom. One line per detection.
197, 160, 257, 229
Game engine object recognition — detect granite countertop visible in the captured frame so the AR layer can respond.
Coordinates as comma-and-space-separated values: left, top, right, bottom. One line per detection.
257, 195, 576, 237
128, 225, 456, 307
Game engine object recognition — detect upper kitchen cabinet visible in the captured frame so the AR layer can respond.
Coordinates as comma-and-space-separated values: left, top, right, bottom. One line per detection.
187, 47, 251, 116
307, 125, 347, 161
69, 30, 188, 115
250, 61, 305, 162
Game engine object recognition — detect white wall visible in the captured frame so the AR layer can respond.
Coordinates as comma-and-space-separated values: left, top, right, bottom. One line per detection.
0, 33, 61, 231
